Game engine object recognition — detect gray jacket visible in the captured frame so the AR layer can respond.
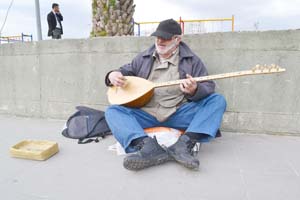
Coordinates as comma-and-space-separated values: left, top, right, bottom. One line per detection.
105, 42, 215, 102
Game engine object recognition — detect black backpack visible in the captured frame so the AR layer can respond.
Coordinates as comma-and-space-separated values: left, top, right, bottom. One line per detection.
62, 106, 111, 144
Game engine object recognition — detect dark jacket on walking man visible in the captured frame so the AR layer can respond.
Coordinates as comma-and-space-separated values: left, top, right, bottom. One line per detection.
47, 3, 63, 39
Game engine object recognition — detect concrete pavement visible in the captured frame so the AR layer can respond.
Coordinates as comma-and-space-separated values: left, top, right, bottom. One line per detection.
0, 114, 300, 200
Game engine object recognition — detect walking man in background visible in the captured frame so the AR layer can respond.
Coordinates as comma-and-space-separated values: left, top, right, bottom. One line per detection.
47, 3, 63, 39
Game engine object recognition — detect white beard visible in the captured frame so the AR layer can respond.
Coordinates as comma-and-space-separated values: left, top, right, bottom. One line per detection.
155, 40, 177, 55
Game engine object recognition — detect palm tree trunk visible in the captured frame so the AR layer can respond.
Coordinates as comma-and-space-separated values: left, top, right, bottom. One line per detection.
91, 0, 136, 37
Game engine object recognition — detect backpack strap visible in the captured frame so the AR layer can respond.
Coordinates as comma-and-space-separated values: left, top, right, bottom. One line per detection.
78, 137, 100, 144
77, 134, 107, 144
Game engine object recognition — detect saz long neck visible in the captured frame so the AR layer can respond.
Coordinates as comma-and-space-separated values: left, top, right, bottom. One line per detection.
153, 69, 281, 88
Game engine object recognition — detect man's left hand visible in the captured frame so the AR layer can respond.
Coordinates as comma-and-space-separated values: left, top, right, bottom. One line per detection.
180, 74, 197, 96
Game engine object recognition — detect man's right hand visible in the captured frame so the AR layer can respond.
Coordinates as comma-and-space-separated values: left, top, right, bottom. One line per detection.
108, 71, 126, 87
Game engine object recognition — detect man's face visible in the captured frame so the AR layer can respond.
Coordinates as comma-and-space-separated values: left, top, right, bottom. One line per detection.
155, 36, 180, 55
53, 6, 60, 13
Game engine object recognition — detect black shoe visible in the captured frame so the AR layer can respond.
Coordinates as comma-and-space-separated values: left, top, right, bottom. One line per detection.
168, 135, 200, 170
123, 137, 170, 171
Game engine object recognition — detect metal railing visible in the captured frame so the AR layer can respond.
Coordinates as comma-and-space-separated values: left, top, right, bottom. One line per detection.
134, 15, 235, 36
0, 33, 33, 44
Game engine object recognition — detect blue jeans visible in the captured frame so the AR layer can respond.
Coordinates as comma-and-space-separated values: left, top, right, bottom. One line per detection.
105, 93, 227, 153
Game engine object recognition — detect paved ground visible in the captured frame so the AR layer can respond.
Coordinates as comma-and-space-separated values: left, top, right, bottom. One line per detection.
0, 114, 300, 200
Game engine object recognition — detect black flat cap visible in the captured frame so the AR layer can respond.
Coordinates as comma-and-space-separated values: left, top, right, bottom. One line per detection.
151, 19, 182, 39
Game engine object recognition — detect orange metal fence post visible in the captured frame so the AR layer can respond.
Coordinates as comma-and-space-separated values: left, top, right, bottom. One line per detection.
232, 15, 235, 32
179, 16, 185, 34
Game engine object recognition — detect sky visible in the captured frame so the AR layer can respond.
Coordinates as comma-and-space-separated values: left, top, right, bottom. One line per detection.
0, 0, 300, 40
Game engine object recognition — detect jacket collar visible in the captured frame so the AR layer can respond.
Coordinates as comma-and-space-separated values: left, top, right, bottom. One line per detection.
142, 41, 194, 59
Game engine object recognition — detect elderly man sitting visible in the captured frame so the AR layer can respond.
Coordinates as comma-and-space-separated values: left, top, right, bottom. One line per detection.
105, 19, 226, 170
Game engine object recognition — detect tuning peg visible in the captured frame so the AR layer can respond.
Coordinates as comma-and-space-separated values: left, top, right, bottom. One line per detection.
272, 64, 277, 72
271, 64, 282, 72
256, 65, 261, 71
268, 65, 272, 72
252, 64, 259, 72
264, 64, 268, 70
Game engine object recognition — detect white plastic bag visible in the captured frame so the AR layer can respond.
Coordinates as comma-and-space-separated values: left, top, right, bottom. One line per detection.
108, 127, 183, 155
